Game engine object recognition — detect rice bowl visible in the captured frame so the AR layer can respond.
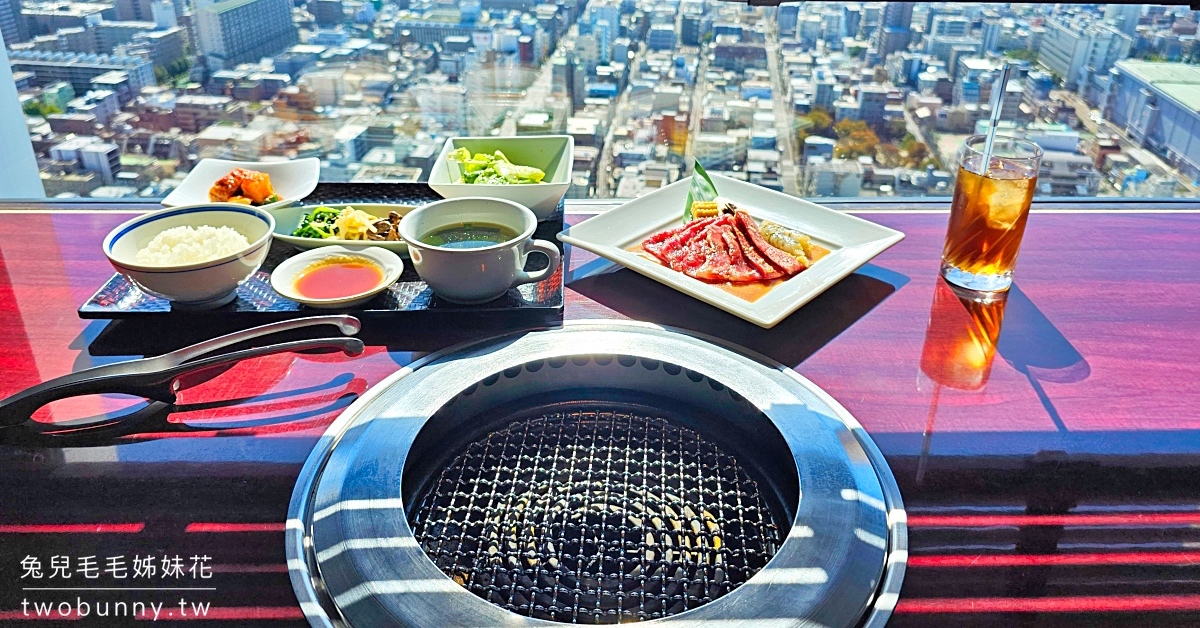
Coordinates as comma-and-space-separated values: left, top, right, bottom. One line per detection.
103, 204, 274, 308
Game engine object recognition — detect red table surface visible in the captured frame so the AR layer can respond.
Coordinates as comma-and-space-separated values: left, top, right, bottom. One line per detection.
0, 207, 1198, 626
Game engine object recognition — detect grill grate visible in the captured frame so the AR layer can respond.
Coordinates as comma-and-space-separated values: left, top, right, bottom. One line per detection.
409, 408, 783, 624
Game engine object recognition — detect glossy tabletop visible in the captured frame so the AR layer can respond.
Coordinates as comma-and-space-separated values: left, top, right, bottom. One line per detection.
0, 202, 1198, 626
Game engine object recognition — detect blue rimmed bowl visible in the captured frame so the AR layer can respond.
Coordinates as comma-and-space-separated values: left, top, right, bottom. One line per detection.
103, 204, 275, 308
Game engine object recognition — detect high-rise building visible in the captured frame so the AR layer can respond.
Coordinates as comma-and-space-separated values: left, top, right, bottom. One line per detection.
713, 41, 768, 71
928, 15, 970, 39
589, 1, 618, 34
1039, 19, 1132, 89
552, 53, 587, 111
1109, 60, 1200, 180
857, 83, 889, 130
842, 5, 862, 39
68, 90, 121, 125
90, 70, 134, 104
812, 69, 839, 111
802, 157, 863, 197
94, 21, 158, 52
798, 15, 821, 47
196, 0, 299, 71
115, 0, 154, 22
8, 51, 156, 94
0, 0, 30, 45
980, 18, 1001, 54
926, 35, 980, 66
314, 0, 344, 27
151, 0, 178, 28
116, 27, 189, 71
681, 12, 701, 46
822, 11, 844, 46
593, 19, 613, 64
953, 57, 1002, 106
875, 2, 913, 58
778, 4, 799, 36
861, 2, 882, 32
1105, 4, 1143, 37
50, 136, 122, 184
647, 24, 676, 51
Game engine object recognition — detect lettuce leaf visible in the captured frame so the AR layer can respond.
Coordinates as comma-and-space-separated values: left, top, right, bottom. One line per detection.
446, 146, 546, 184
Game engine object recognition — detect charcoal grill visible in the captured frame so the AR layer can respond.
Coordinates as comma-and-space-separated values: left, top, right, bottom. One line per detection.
287, 322, 906, 628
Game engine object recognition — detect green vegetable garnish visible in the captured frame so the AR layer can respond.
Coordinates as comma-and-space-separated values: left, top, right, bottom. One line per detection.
447, 147, 545, 184
684, 161, 719, 221
291, 206, 342, 239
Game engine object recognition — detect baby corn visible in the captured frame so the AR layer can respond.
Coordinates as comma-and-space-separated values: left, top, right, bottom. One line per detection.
690, 200, 720, 219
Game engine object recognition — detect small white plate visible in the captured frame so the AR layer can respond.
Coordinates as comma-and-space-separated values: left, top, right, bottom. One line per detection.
557, 174, 905, 328
162, 158, 320, 211
270, 245, 404, 309
272, 203, 414, 256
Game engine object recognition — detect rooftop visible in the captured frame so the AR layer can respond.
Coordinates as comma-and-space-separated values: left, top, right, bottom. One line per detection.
1157, 84, 1200, 113
204, 0, 265, 14
1117, 60, 1200, 111
197, 126, 266, 142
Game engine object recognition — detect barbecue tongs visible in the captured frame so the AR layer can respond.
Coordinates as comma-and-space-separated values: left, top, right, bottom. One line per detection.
0, 315, 364, 430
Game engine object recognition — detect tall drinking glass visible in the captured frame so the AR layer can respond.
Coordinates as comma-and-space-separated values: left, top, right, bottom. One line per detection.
941, 135, 1042, 292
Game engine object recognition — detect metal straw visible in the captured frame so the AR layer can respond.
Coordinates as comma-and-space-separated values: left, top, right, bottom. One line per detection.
980, 63, 1013, 175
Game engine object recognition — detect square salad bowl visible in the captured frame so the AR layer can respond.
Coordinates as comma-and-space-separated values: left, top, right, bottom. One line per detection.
428, 135, 573, 220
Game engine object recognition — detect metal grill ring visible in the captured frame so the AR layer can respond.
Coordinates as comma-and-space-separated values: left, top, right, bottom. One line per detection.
409, 408, 783, 624
292, 324, 904, 628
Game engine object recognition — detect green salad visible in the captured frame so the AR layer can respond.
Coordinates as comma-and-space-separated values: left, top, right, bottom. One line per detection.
447, 148, 546, 184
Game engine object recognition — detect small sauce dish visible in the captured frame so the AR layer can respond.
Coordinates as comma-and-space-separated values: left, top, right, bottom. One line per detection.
270, 245, 403, 309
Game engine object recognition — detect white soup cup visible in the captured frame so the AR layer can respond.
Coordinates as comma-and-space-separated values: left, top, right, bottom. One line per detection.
399, 197, 560, 304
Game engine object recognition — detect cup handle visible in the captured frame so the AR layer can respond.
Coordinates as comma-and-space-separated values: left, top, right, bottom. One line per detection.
511, 239, 561, 288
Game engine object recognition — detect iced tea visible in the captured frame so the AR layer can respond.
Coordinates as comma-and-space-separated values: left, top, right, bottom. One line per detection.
941, 136, 1041, 292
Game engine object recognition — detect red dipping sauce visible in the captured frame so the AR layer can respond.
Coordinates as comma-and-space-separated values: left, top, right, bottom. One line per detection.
294, 256, 385, 299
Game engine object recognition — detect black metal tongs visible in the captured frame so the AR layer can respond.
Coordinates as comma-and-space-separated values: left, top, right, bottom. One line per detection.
0, 315, 364, 432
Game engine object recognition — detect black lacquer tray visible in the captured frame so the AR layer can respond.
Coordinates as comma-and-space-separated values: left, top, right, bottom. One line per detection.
78, 184, 564, 324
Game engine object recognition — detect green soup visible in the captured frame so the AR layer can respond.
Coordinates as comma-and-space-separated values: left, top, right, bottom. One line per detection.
420, 222, 519, 249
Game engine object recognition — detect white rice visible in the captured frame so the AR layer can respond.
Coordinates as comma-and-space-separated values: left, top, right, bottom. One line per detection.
135, 225, 251, 266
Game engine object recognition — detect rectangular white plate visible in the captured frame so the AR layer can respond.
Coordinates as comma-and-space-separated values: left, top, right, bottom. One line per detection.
558, 174, 905, 328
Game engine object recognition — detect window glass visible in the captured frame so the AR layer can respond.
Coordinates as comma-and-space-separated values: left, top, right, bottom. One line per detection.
4, 1, 1198, 199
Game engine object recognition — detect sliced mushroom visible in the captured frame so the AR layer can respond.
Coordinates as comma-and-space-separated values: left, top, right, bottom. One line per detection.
367, 219, 391, 241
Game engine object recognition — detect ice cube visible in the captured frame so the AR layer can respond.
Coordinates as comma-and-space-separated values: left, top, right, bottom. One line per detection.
982, 181, 1029, 230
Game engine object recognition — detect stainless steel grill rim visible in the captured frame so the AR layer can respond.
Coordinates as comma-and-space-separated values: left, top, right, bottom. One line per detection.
286, 321, 907, 628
